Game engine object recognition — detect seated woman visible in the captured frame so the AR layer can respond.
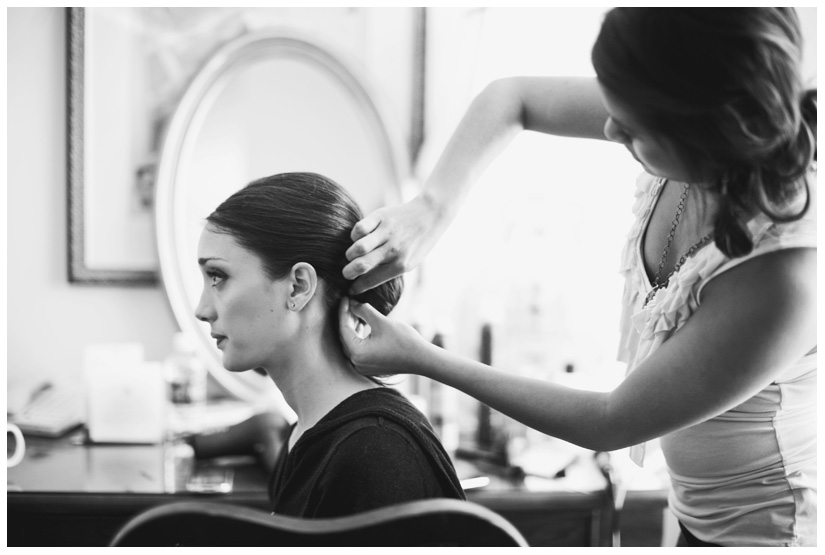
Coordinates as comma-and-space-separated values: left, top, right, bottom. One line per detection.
193, 172, 466, 518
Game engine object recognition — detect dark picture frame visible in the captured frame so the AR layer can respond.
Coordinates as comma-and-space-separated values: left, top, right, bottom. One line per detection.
66, 7, 426, 285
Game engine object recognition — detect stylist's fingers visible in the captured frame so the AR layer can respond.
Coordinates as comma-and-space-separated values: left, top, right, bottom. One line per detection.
349, 213, 382, 243
343, 240, 399, 283
348, 262, 403, 296
341, 230, 388, 279
338, 298, 362, 348
346, 297, 384, 327
338, 298, 381, 346
338, 298, 362, 364
344, 227, 388, 267
338, 298, 387, 372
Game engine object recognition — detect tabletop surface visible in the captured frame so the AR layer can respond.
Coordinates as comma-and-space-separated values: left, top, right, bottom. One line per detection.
8, 430, 613, 501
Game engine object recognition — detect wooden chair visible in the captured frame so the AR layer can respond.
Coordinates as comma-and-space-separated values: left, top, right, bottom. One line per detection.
109, 498, 529, 547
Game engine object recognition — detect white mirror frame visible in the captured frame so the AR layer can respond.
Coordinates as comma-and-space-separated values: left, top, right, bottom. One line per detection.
155, 31, 409, 402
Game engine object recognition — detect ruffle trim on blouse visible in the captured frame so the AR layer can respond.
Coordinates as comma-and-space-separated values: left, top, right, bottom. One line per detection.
620, 174, 663, 272
632, 243, 728, 343
619, 171, 817, 367
617, 173, 663, 365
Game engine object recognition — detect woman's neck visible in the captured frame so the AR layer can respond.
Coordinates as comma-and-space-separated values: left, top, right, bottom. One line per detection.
689, 180, 720, 229
264, 323, 379, 449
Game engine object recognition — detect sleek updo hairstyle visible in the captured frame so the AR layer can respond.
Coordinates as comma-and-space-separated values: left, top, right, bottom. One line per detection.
592, 8, 816, 258
206, 172, 403, 321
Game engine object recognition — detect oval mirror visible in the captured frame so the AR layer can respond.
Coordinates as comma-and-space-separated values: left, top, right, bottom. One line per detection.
155, 32, 407, 406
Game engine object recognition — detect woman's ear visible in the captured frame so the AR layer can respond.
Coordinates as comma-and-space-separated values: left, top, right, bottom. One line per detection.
287, 262, 317, 311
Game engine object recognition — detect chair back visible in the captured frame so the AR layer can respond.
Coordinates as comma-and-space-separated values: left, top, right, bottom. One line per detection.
109, 498, 529, 547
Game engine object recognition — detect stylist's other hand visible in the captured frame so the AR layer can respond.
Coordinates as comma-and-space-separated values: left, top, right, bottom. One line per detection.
343, 194, 446, 295
338, 297, 425, 377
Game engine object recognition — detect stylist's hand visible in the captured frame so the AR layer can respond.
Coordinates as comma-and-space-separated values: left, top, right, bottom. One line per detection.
338, 298, 427, 377
343, 193, 447, 295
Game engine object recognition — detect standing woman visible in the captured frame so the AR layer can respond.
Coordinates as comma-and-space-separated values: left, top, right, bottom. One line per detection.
339, 8, 816, 546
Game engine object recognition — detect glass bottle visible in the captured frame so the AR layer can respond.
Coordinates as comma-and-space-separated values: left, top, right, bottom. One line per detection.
164, 332, 207, 405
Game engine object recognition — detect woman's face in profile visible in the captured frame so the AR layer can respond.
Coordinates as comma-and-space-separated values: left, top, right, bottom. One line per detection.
195, 227, 290, 373
599, 84, 697, 182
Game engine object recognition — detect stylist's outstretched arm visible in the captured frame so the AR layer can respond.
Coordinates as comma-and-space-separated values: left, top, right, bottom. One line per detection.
339, 297, 611, 447
342, 76, 606, 295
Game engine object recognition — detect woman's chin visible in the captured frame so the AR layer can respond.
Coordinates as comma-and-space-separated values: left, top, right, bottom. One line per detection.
220, 350, 267, 374
221, 356, 250, 373
224, 364, 253, 373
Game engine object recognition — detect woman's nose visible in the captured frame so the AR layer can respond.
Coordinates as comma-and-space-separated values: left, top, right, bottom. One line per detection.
194, 290, 215, 323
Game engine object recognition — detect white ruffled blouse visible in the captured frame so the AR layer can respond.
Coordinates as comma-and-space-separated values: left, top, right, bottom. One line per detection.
616, 171, 817, 546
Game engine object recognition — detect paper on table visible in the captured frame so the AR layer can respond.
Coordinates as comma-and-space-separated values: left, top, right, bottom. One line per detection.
84, 343, 165, 444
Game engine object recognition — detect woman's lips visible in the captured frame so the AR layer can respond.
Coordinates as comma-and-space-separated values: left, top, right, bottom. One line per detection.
211, 334, 227, 349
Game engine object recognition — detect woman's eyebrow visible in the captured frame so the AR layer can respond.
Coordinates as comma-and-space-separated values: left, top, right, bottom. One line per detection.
198, 256, 226, 266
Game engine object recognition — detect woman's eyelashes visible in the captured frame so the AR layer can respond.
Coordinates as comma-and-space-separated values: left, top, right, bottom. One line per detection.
206, 269, 227, 288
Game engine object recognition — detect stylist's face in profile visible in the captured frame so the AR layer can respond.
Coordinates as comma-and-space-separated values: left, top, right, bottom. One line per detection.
599, 85, 694, 183
195, 228, 289, 372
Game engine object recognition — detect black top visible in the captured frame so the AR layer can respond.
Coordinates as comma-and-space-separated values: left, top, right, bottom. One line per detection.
268, 388, 466, 518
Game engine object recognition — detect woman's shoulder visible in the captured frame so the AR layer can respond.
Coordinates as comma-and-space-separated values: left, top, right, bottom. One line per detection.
702, 246, 816, 303
689, 174, 817, 301
319, 409, 441, 495
314, 390, 466, 504
336, 387, 430, 422
310, 388, 433, 444
310, 419, 455, 517
335, 413, 431, 461
704, 179, 817, 286
321, 389, 449, 471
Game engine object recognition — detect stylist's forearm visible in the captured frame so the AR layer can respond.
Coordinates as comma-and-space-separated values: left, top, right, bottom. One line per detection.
411, 341, 622, 451
422, 76, 606, 217
422, 78, 525, 217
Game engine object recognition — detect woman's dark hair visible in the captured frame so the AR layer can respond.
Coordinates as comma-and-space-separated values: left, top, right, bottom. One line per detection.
206, 171, 403, 322
592, 8, 816, 258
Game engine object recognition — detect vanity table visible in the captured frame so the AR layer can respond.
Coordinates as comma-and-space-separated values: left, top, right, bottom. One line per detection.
7, 428, 668, 547
7, 429, 270, 547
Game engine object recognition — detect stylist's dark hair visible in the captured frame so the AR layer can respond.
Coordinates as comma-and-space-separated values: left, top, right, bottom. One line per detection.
592, 7, 816, 258
206, 171, 403, 319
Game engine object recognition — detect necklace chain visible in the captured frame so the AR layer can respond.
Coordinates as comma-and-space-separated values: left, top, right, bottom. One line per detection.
644, 181, 714, 307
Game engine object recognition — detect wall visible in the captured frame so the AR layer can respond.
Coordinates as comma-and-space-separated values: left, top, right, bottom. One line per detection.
6, 7, 817, 398
7, 8, 178, 394
5, 7, 418, 399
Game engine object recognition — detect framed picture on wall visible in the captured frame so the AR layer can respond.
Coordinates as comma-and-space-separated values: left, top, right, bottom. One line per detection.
66, 7, 425, 284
